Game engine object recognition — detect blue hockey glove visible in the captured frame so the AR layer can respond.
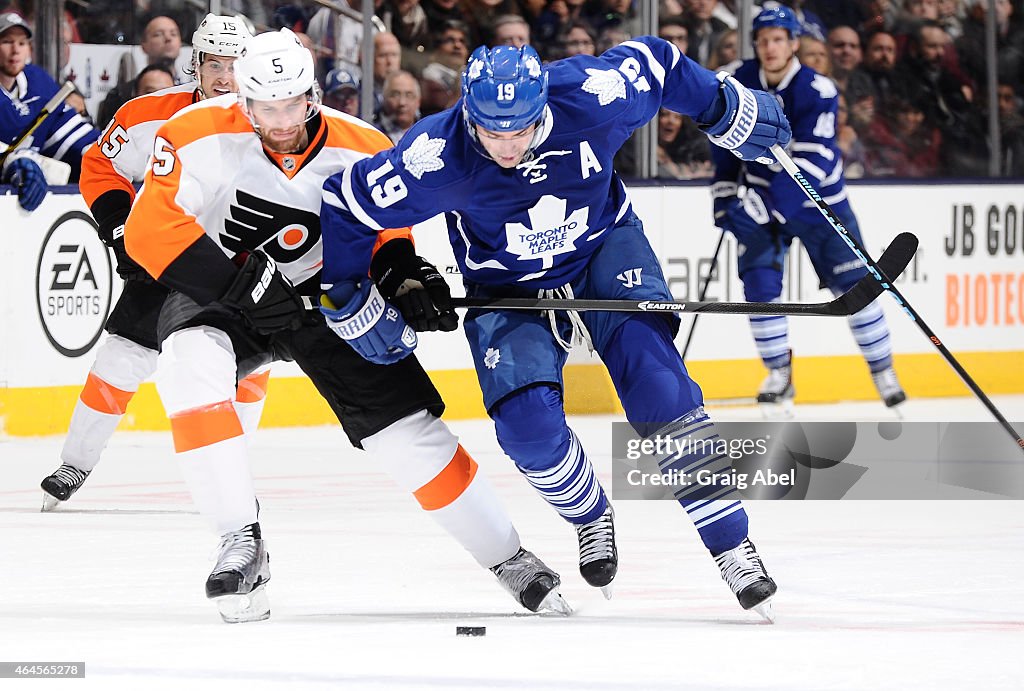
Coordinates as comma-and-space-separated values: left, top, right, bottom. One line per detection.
320, 281, 418, 365
701, 73, 791, 164
3, 151, 47, 211
714, 184, 777, 246
711, 181, 740, 233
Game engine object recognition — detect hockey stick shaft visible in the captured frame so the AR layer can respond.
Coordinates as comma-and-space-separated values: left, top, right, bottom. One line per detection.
452, 233, 916, 317
680, 229, 725, 360
770, 144, 1024, 453
0, 81, 75, 167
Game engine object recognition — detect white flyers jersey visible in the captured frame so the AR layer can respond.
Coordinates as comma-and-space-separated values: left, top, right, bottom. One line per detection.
126, 95, 408, 297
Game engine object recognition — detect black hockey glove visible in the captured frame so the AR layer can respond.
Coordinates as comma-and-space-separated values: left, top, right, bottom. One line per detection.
220, 250, 306, 335
92, 199, 152, 282
371, 238, 458, 332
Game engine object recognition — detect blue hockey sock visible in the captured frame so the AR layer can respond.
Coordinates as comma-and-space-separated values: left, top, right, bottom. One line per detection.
654, 408, 749, 555
492, 385, 607, 525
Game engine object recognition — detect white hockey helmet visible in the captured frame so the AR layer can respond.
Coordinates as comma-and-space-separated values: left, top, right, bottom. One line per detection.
189, 14, 252, 76
235, 29, 318, 104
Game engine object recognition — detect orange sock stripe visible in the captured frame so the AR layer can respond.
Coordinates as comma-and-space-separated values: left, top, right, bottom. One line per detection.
169, 400, 244, 453
80, 373, 134, 415
235, 370, 271, 403
412, 445, 479, 511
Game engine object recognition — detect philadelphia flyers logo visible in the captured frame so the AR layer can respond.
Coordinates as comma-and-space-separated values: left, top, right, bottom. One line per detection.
221, 189, 321, 264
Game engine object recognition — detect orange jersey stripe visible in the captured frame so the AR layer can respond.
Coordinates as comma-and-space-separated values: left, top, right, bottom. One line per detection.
413, 445, 479, 511
125, 101, 252, 279
169, 400, 244, 453
235, 370, 270, 403
79, 85, 199, 207
79, 373, 134, 415
321, 109, 398, 157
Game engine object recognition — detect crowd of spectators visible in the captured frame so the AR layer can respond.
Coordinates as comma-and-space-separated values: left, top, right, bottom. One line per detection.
6, 0, 1024, 180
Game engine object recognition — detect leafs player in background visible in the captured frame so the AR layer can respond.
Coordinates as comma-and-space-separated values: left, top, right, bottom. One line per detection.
0, 12, 98, 211
320, 38, 791, 619
710, 6, 906, 414
39, 15, 268, 511
124, 29, 569, 623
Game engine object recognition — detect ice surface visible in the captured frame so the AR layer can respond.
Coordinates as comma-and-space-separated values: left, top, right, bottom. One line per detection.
2, 397, 1022, 690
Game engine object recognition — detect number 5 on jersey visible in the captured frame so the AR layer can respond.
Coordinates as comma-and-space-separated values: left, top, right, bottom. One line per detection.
367, 159, 408, 208
151, 136, 176, 176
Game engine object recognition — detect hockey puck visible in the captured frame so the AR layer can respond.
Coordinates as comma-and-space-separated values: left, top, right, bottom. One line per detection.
456, 626, 486, 637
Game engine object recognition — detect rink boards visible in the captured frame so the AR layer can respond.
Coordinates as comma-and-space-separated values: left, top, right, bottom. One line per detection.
1, 181, 1021, 434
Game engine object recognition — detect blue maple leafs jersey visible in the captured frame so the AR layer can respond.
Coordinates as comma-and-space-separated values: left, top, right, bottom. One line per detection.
712, 58, 845, 223
712, 59, 847, 223
321, 36, 722, 289
0, 64, 99, 176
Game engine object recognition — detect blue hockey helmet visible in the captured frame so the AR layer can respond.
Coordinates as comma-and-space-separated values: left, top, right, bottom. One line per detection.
752, 6, 802, 41
461, 45, 548, 133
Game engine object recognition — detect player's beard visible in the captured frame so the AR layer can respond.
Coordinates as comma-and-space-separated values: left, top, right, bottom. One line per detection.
261, 124, 307, 154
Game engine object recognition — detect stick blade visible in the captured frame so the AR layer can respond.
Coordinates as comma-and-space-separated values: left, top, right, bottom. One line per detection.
832, 232, 919, 315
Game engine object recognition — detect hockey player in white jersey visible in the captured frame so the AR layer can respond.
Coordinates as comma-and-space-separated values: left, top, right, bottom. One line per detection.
39, 15, 268, 511
124, 29, 568, 622
710, 6, 906, 413
319, 40, 790, 618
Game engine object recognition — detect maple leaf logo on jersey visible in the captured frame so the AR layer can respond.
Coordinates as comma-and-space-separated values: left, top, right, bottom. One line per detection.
505, 195, 590, 269
403, 132, 446, 180
810, 73, 838, 99
222, 190, 321, 264
582, 68, 627, 106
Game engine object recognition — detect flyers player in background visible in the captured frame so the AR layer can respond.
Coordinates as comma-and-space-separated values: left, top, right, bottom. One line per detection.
124, 29, 569, 623
39, 15, 260, 511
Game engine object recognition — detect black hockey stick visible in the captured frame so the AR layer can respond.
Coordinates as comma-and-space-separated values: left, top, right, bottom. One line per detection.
680, 229, 725, 360
770, 144, 1024, 454
0, 81, 75, 168
452, 232, 916, 317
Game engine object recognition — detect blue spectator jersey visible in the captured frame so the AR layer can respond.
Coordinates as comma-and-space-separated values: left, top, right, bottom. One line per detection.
1, 64, 99, 176
321, 37, 723, 289
712, 58, 845, 224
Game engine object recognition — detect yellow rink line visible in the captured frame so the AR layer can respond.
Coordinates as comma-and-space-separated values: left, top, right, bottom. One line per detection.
1, 351, 1021, 436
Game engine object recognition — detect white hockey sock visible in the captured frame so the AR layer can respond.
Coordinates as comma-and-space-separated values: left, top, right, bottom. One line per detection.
61, 335, 157, 471
363, 411, 521, 569
234, 367, 271, 440
845, 300, 893, 372
171, 401, 256, 535
748, 309, 791, 370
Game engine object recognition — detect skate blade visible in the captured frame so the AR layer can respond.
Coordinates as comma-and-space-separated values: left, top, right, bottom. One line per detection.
600, 583, 614, 600
538, 589, 573, 616
759, 399, 794, 420
752, 598, 776, 624
41, 493, 61, 512
214, 585, 271, 624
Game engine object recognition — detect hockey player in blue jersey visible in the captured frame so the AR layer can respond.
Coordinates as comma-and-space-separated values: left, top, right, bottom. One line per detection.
711, 6, 906, 412
0, 13, 99, 210
318, 37, 791, 618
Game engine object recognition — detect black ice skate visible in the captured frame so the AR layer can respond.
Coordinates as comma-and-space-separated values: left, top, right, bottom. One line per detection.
757, 360, 795, 418
576, 505, 617, 599
205, 522, 271, 623
871, 366, 907, 409
40, 463, 91, 512
714, 538, 777, 623
491, 547, 572, 615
